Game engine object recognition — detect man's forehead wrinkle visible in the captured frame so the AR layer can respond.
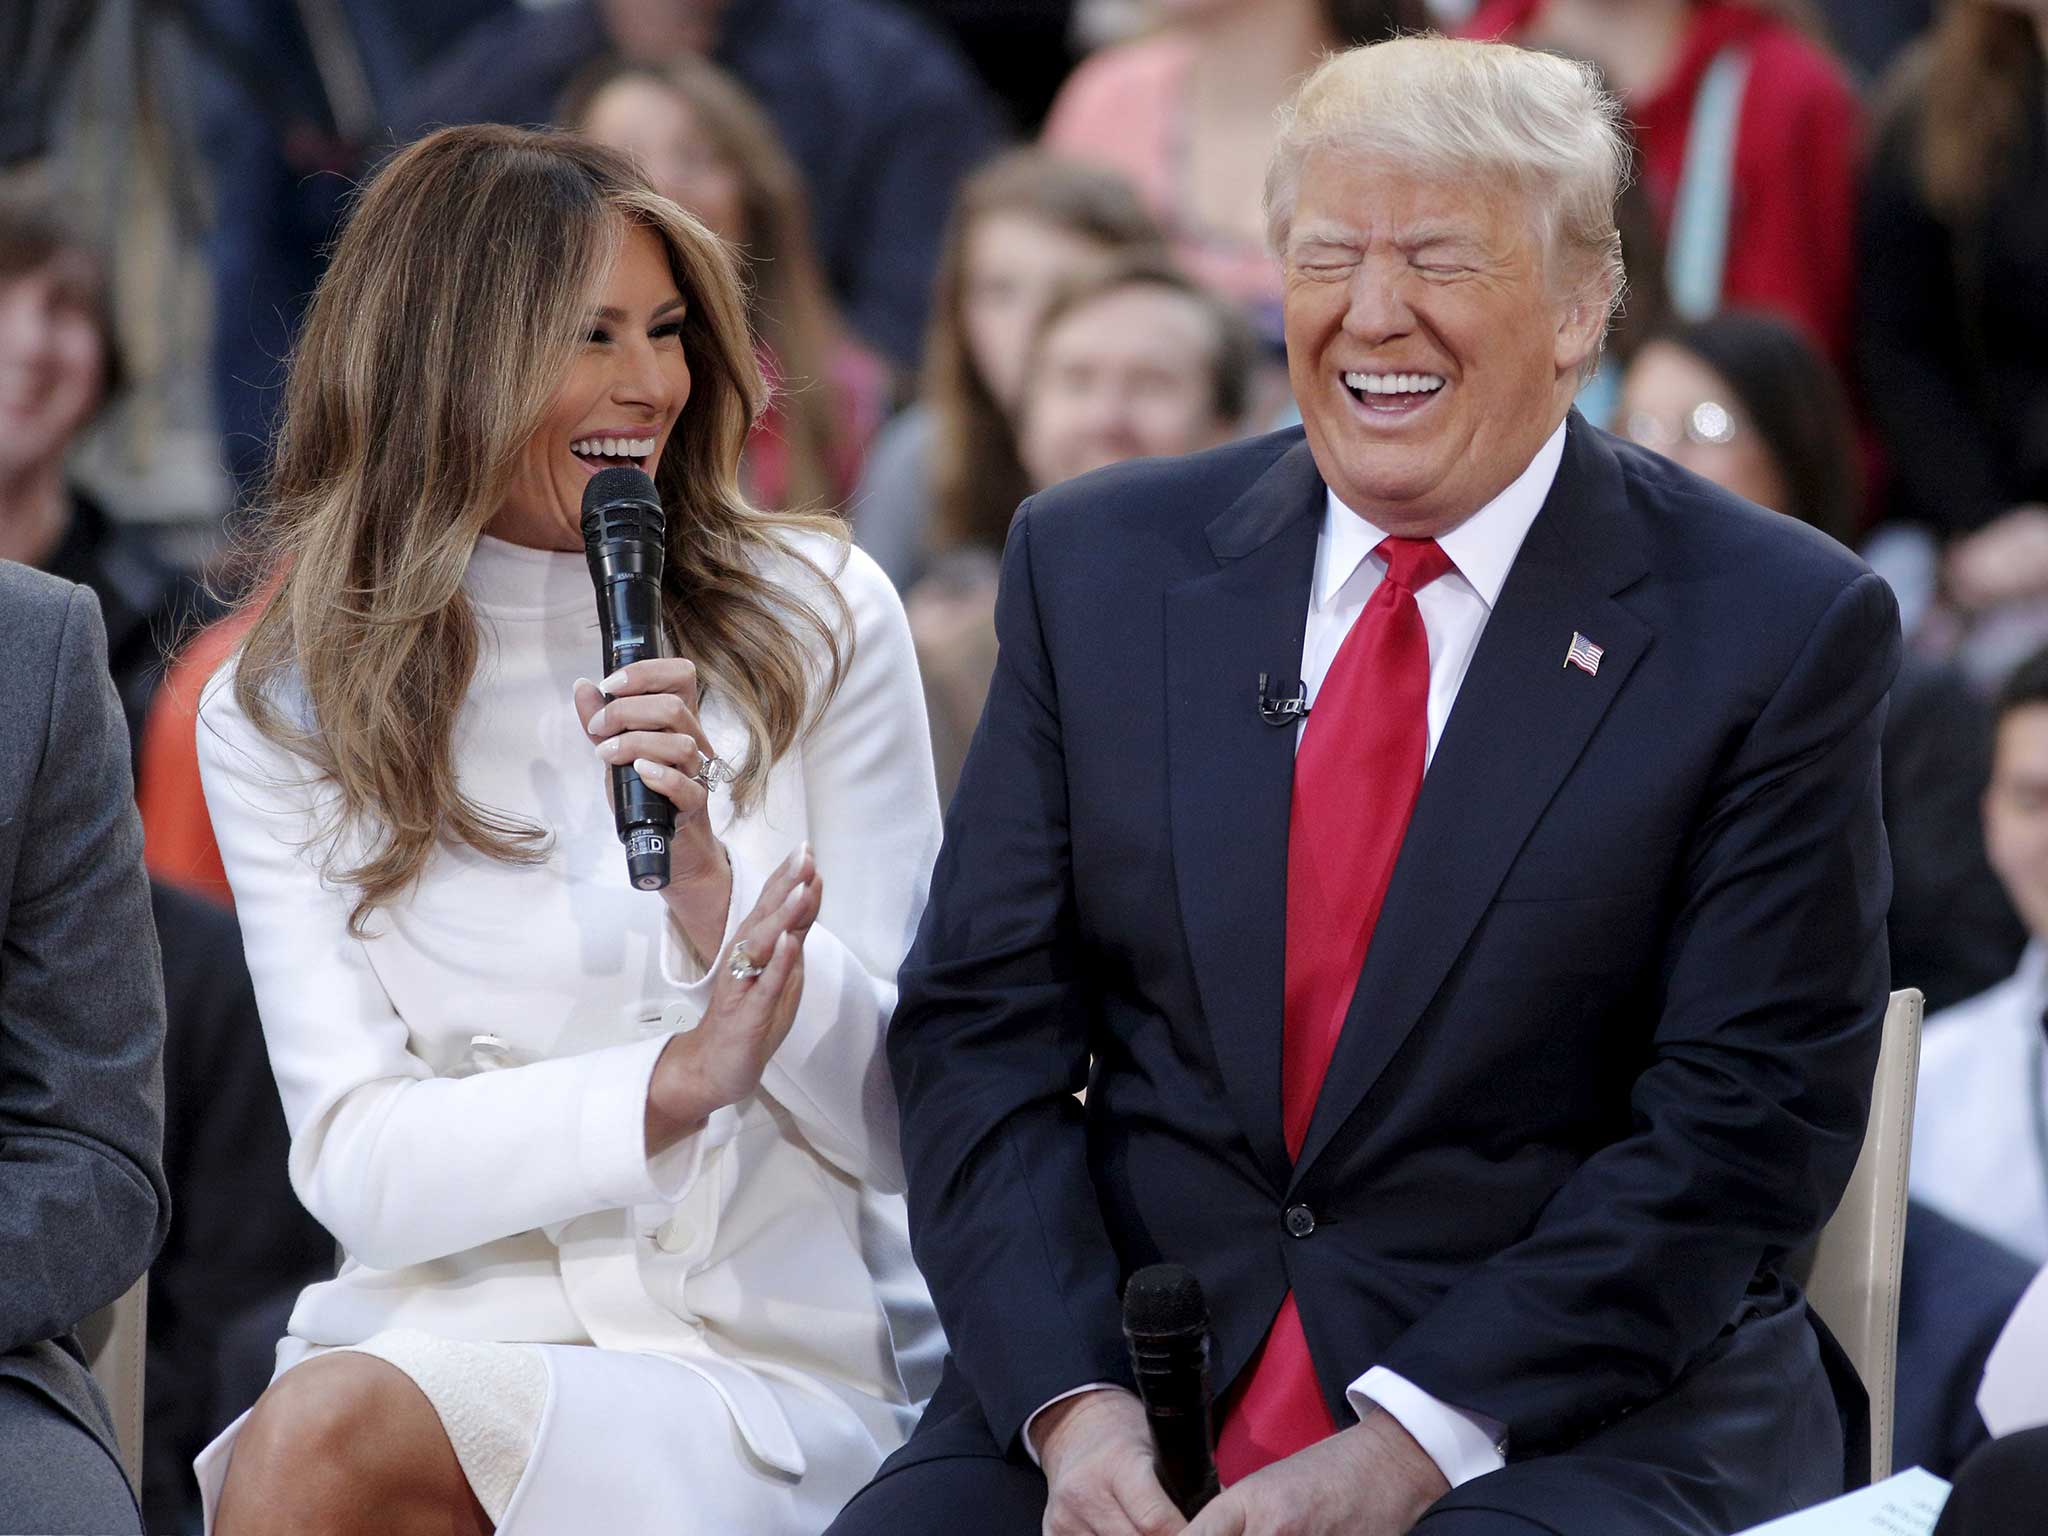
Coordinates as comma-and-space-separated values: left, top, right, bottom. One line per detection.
1291, 218, 1371, 248
1290, 214, 1494, 251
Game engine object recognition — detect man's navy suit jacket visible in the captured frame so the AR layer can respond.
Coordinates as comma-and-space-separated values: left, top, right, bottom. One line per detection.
888, 415, 1898, 1484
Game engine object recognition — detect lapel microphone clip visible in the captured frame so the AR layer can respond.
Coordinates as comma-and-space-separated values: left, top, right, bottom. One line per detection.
1257, 672, 1311, 727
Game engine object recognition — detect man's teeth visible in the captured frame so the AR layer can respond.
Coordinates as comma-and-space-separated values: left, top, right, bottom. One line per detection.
570, 436, 656, 457
1343, 372, 1446, 396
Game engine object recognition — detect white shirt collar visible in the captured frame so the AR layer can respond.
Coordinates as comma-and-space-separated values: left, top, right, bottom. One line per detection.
2016, 940, 2048, 1012
1314, 418, 1569, 612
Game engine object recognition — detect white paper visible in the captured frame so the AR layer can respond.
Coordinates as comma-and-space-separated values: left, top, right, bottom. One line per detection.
1734, 1468, 1952, 1536
1978, 1262, 2048, 1438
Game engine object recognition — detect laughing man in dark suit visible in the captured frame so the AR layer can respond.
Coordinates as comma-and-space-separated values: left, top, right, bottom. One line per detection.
828, 36, 1896, 1536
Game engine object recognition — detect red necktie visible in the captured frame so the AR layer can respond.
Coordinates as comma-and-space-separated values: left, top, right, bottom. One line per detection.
1214, 535, 1452, 1483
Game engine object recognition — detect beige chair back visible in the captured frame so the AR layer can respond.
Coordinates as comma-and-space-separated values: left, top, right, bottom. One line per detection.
76, 1274, 147, 1494
1788, 987, 1923, 1482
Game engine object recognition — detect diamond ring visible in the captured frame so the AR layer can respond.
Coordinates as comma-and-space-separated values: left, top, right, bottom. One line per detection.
727, 939, 766, 982
690, 752, 736, 792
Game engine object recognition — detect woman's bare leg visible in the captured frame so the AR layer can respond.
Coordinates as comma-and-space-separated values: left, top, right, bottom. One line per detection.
214, 1352, 491, 1536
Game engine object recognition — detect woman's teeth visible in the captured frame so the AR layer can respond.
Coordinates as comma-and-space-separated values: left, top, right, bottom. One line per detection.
1343, 372, 1446, 396
571, 436, 656, 458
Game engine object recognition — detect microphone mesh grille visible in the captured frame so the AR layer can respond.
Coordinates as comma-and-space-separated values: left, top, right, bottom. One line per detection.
1123, 1263, 1209, 1333
580, 466, 665, 551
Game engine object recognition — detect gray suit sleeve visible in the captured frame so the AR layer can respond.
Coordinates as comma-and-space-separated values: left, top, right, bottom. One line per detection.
1, 584, 169, 1353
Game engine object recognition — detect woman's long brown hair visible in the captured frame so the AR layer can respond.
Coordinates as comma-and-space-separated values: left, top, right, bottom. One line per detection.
229, 124, 847, 933
1903, 3, 2040, 223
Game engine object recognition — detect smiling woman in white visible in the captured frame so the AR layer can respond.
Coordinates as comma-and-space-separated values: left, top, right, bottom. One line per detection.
190, 126, 943, 1536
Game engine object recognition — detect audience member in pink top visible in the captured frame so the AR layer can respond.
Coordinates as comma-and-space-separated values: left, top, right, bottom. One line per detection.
1043, 0, 1424, 342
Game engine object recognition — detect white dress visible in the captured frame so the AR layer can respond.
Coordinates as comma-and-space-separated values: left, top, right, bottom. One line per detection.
191, 532, 946, 1531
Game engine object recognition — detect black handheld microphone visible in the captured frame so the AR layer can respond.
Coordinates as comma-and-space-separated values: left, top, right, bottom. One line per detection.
1122, 1263, 1222, 1518
581, 465, 674, 892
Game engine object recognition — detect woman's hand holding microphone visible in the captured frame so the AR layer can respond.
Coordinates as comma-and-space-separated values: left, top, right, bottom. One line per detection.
575, 657, 730, 954
575, 660, 823, 1153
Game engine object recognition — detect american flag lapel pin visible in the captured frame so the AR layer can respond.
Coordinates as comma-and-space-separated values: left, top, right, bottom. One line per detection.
1564, 631, 1604, 676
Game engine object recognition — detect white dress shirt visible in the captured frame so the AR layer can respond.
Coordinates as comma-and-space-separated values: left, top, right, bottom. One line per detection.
1979, 1261, 2048, 1437
1911, 942, 2048, 1264
1315, 420, 1564, 1489
1028, 420, 1567, 1488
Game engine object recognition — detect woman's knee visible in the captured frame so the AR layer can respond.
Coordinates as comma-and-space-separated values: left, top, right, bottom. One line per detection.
232, 1354, 403, 1479
216, 1354, 481, 1535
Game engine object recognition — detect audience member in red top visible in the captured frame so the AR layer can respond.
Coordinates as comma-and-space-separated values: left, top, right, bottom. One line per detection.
137, 610, 257, 907
1462, 0, 1863, 370
567, 55, 890, 512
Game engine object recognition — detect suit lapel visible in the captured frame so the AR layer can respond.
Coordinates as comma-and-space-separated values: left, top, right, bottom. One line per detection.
1290, 417, 1655, 1182
1165, 438, 1324, 1188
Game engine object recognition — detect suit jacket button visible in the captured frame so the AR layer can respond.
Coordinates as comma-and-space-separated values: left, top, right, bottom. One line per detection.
1285, 1204, 1316, 1238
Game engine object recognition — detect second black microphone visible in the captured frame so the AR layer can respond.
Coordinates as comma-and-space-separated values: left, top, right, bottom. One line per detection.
1123, 1262, 1222, 1517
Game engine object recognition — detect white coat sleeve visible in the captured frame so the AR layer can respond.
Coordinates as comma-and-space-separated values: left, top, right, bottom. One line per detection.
196, 673, 706, 1273
659, 542, 943, 1194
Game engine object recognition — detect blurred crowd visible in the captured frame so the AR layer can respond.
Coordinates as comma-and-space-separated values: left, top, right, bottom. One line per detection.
6, 0, 2048, 1527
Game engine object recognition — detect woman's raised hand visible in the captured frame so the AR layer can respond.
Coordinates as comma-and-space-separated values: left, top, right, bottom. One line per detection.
575, 658, 733, 958
644, 843, 822, 1152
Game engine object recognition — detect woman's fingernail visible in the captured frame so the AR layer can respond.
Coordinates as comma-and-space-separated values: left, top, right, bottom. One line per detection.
634, 757, 666, 779
587, 706, 608, 735
601, 670, 628, 693
597, 737, 621, 760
